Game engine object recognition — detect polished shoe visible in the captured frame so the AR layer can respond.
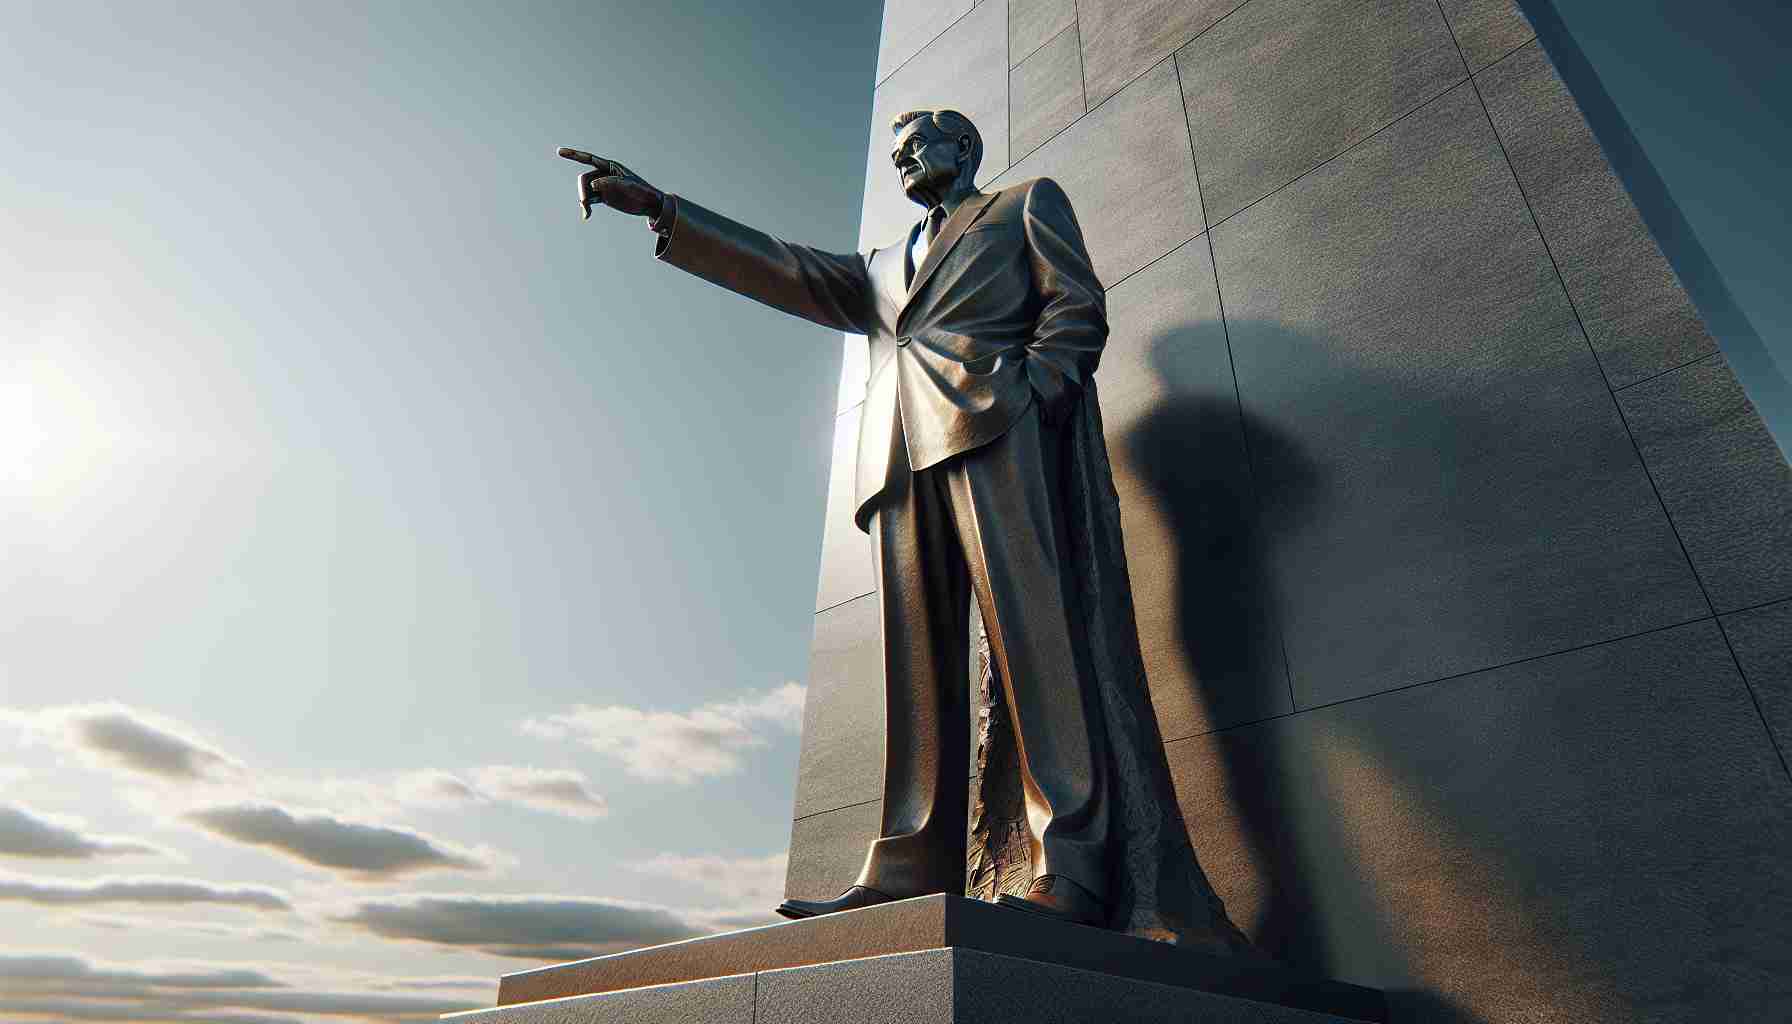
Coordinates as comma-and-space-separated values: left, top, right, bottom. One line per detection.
995, 874, 1106, 927
775, 885, 894, 920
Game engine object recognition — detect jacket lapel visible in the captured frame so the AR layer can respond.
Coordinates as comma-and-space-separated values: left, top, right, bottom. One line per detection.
903, 191, 998, 310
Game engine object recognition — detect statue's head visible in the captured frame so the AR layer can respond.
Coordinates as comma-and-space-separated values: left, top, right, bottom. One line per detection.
890, 109, 982, 209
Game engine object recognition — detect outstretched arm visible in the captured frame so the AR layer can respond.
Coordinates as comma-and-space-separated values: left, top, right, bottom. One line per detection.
559, 148, 872, 335
1021, 177, 1107, 423
653, 196, 873, 335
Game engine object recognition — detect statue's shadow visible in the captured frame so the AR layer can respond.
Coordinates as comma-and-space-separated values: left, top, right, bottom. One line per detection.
1118, 327, 1489, 1024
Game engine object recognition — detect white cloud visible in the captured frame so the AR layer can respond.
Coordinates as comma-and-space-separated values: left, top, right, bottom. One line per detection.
2, 703, 611, 838
0, 952, 285, 990
391, 770, 480, 809
1, 703, 240, 782
0, 950, 481, 1022
331, 892, 698, 960
0, 803, 169, 860
628, 851, 789, 929
519, 683, 806, 784
628, 850, 788, 905
75, 914, 306, 944
365, 974, 494, 992
473, 765, 608, 820
182, 803, 501, 881
0, 872, 291, 911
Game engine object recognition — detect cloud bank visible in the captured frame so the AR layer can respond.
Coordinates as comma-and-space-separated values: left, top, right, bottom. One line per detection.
520, 683, 805, 783
334, 892, 699, 959
473, 765, 609, 820
75, 914, 306, 944
3, 704, 240, 782
0, 804, 166, 860
183, 804, 494, 880
0, 951, 479, 1023
0, 872, 290, 911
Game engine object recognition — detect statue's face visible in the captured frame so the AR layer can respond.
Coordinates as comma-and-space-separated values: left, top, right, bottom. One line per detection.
891, 120, 967, 207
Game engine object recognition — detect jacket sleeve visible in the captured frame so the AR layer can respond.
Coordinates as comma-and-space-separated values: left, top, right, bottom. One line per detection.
654, 195, 873, 335
1021, 177, 1108, 393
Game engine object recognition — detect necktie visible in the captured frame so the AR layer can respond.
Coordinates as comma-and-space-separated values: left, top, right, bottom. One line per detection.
912, 205, 946, 283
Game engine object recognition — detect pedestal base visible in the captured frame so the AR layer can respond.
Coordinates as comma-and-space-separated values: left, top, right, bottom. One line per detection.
444, 895, 1385, 1023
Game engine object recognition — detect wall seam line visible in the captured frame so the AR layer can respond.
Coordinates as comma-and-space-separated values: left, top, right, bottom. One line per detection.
1609, 351, 1722, 394
1071, 0, 1089, 113
1472, 33, 1542, 77
1008, 21, 1085, 165
1713, 616, 1792, 785
1103, 227, 1207, 295
1438, 9, 1781, 789
1080, 0, 1255, 111
1455, 15, 1720, 626
875, 3, 980, 90
815, 587, 877, 617
1163, 609, 1722, 743
1203, 74, 1470, 233
1171, 46, 1299, 715
1712, 594, 1792, 620
791, 796, 880, 824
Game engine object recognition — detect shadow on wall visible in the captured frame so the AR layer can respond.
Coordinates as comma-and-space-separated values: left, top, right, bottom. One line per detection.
1117, 325, 1626, 1023
1118, 328, 1335, 961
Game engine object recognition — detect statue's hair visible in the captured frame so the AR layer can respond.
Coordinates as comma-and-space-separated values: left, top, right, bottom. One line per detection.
891, 109, 983, 180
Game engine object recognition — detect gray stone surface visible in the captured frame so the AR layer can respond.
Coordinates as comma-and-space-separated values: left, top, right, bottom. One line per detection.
794, 595, 884, 817
1167, 620, 1792, 1023
1438, 0, 1533, 72
954, 948, 1359, 1022
1478, 40, 1718, 387
756, 946, 1365, 1024
1077, 0, 1246, 107
756, 948, 956, 1024
493, 895, 1386, 1020
1722, 599, 1792, 768
445, 973, 754, 1024
996, 58, 1202, 285
1618, 356, 1792, 613
837, 333, 868, 411
1009, 23, 1084, 161
860, 0, 1009, 250
877, 0, 976, 85
1212, 84, 1705, 707
1177, 0, 1462, 225
815, 405, 876, 613
1098, 237, 1293, 738
791, 9, 1791, 1020
784, 799, 880, 900
1009, 0, 1076, 66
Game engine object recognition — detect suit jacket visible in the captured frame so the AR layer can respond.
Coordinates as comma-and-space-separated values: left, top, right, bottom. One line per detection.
655, 177, 1108, 532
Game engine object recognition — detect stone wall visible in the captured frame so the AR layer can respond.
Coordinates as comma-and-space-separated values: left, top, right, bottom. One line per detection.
790, 2, 1792, 1020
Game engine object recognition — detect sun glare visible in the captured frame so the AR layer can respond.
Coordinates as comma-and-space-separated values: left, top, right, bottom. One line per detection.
1, 311, 141, 503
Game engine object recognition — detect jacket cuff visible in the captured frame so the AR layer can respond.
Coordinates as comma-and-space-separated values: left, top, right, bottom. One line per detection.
649, 193, 678, 237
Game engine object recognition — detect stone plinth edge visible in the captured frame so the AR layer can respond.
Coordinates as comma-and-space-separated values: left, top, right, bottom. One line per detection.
482, 895, 1385, 1022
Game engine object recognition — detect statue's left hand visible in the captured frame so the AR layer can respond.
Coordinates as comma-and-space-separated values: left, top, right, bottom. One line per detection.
557, 148, 665, 222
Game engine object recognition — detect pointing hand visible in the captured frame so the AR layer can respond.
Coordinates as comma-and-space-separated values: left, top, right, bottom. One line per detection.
557, 148, 665, 222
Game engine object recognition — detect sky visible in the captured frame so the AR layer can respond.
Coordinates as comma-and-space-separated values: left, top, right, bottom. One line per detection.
0, 1, 882, 1021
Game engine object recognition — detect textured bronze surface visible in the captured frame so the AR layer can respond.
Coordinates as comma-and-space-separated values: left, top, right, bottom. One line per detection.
494, 895, 1386, 1022
561, 106, 1252, 953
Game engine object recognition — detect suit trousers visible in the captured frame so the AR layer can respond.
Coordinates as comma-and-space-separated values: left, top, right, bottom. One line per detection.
854, 403, 1111, 901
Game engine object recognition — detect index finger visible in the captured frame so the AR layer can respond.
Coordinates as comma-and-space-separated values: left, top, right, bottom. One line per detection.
556, 147, 613, 172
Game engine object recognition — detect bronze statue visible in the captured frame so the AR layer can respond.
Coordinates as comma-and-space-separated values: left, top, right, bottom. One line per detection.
561, 111, 1254, 951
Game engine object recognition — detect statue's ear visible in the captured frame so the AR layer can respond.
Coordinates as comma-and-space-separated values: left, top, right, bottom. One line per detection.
957, 134, 973, 163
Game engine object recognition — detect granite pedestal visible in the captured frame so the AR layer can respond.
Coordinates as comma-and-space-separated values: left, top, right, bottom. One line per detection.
444, 895, 1385, 1023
